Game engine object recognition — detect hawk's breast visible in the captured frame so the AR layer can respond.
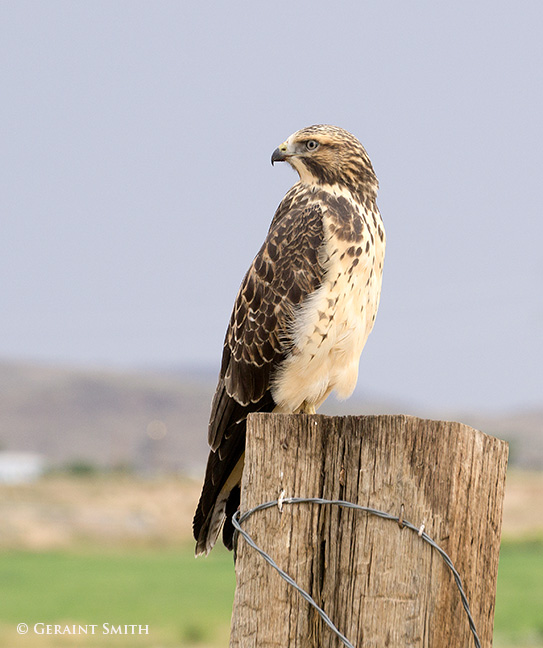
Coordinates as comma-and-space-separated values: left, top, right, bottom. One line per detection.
271, 188, 385, 412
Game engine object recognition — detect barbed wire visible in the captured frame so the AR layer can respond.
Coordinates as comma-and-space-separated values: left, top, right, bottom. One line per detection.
232, 496, 481, 648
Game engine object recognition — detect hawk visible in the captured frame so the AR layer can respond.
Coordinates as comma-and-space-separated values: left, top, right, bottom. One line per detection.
193, 125, 385, 555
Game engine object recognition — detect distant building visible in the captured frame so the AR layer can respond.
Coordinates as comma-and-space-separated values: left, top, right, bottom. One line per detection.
0, 452, 45, 483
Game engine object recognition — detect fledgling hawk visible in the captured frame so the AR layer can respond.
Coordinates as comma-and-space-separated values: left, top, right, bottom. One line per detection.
193, 125, 385, 555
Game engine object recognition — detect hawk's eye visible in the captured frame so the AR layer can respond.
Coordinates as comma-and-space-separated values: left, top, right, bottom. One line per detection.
305, 140, 319, 151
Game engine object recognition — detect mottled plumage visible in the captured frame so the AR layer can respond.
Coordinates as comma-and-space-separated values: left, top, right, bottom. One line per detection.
193, 125, 385, 555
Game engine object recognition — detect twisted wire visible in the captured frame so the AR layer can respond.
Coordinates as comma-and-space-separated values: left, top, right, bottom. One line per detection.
232, 496, 481, 648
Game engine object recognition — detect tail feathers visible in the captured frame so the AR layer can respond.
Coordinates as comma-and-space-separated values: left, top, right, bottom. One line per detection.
193, 454, 245, 556
222, 485, 241, 550
194, 484, 242, 556
194, 495, 228, 557
194, 388, 277, 555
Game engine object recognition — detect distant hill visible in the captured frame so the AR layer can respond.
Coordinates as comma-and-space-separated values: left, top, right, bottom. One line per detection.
0, 361, 213, 475
0, 360, 541, 472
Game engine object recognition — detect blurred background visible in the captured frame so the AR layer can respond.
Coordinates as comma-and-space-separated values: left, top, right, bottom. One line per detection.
1, 1, 541, 646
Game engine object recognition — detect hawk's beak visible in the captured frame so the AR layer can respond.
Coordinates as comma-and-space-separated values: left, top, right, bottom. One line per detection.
271, 143, 288, 166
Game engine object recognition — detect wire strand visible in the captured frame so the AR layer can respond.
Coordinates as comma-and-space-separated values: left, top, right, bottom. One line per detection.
232, 496, 481, 648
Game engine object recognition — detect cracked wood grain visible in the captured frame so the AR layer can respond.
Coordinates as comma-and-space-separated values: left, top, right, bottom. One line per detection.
229, 414, 508, 648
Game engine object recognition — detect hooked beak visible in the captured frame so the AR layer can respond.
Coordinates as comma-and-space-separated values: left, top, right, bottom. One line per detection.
271, 142, 288, 166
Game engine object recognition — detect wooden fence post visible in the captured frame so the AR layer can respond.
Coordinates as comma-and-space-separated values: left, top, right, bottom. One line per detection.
229, 414, 508, 647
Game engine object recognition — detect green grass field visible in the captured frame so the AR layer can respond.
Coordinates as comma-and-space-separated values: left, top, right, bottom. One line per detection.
494, 540, 543, 647
0, 540, 541, 647
0, 545, 235, 647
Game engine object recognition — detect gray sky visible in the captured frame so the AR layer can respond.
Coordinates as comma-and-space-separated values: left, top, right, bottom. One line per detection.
1, 1, 542, 413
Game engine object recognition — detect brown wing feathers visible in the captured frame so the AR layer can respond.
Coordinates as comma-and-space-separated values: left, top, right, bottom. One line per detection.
192, 196, 324, 553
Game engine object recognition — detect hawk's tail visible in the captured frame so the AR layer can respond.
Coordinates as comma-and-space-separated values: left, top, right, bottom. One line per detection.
193, 451, 244, 556
193, 390, 276, 556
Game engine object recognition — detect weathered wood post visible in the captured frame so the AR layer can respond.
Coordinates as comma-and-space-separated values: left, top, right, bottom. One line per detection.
229, 414, 508, 647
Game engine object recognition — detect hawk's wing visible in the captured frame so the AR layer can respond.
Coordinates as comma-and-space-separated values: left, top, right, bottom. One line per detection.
193, 190, 324, 554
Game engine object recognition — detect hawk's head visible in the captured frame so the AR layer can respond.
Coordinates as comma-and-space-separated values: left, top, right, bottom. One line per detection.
271, 124, 378, 198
